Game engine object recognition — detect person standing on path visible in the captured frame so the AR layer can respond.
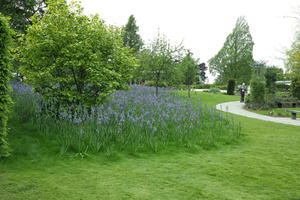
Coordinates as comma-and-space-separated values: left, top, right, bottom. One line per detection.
240, 83, 246, 102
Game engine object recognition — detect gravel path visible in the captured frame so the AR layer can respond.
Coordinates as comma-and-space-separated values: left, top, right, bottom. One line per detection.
215, 101, 300, 126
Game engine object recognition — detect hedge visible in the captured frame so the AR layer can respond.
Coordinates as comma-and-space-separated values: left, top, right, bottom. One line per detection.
0, 14, 12, 158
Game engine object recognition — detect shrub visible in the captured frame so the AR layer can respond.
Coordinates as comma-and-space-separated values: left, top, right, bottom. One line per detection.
264, 93, 276, 108
193, 83, 212, 89
265, 67, 277, 94
18, 0, 136, 107
0, 14, 13, 158
247, 76, 266, 109
276, 83, 290, 92
144, 80, 168, 88
209, 87, 221, 93
227, 79, 235, 95
291, 75, 300, 99
215, 84, 227, 90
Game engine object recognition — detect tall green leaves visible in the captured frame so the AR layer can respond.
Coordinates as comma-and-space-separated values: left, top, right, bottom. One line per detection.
18, 0, 136, 106
209, 16, 254, 84
0, 14, 13, 158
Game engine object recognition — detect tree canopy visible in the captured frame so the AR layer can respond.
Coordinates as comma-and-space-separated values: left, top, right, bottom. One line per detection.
0, 0, 47, 33
122, 15, 143, 53
141, 33, 183, 95
209, 16, 254, 84
18, 0, 137, 106
178, 51, 199, 97
286, 33, 300, 74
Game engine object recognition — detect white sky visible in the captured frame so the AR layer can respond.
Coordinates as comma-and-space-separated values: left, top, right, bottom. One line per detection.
74, 0, 299, 82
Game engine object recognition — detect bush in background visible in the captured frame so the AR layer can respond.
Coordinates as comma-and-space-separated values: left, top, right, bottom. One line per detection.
265, 67, 277, 94
291, 75, 300, 99
227, 79, 235, 95
276, 83, 290, 92
193, 84, 212, 89
209, 87, 221, 94
144, 80, 168, 88
0, 14, 13, 158
247, 76, 266, 109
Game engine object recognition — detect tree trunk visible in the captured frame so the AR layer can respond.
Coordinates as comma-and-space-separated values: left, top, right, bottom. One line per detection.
188, 85, 191, 98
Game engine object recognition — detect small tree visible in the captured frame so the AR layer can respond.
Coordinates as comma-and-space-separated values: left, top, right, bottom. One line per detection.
178, 51, 199, 97
122, 15, 143, 53
198, 62, 207, 83
209, 16, 254, 84
18, 0, 136, 107
142, 33, 183, 96
0, 14, 13, 158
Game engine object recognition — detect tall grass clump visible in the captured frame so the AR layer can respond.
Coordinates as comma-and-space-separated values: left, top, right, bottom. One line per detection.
12, 83, 241, 153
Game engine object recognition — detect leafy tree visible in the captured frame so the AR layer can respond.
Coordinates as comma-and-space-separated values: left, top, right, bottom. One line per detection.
286, 11, 300, 74
141, 33, 183, 96
198, 62, 207, 83
209, 16, 254, 84
0, 0, 47, 33
287, 35, 300, 74
178, 51, 199, 97
265, 66, 282, 94
18, 0, 136, 107
122, 15, 143, 53
0, 14, 13, 158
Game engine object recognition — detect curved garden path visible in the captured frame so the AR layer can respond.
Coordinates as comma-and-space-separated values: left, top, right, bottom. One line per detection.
215, 101, 300, 126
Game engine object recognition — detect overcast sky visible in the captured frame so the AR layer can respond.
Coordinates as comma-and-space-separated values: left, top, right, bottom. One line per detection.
74, 0, 299, 82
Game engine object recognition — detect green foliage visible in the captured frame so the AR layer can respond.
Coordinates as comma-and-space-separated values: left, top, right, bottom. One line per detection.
140, 32, 183, 95
247, 76, 266, 109
0, 0, 46, 33
122, 15, 143, 53
249, 107, 300, 117
227, 79, 235, 95
264, 67, 279, 94
286, 32, 300, 74
0, 14, 13, 158
144, 80, 168, 88
178, 51, 199, 86
18, 0, 136, 106
12, 84, 241, 154
209, 16, 254, 84
177, 51, 199, 97
291, 75, 300, 99
276, 83, 290, 92
208, 87, 221, 94
198, 62, 207, 83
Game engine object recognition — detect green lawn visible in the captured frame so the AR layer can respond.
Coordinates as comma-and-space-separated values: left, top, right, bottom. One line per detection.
177, 90, 240, 106
1, 91, 300, 200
